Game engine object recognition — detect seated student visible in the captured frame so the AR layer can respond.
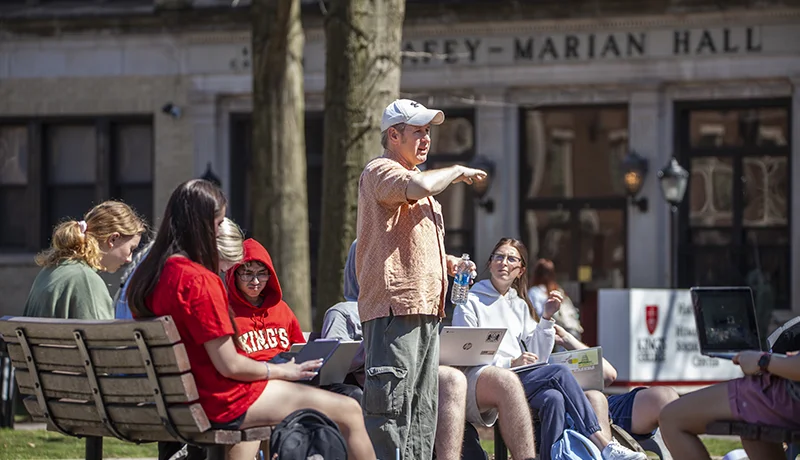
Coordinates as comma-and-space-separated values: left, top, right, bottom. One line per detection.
455, 237, 647, 460
321, 240, 366, 388
229, 238, 363, 402
660, 350, 800, 459
550, 323, 679, 443
127, 179, 375, 460
24, 201, 146, 320
114, 217, 245, 320
321, 240, 538, 460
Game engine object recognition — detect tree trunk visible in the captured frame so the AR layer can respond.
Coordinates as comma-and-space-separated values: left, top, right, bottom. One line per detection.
251, 0, 311, 330
314, 0, 407, 328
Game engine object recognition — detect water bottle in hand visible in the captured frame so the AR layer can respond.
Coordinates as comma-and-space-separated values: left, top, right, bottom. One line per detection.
451, 253, 472, 306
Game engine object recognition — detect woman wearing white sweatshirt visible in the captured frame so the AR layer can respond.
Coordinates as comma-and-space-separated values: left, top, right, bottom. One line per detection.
453, 238, 646, 460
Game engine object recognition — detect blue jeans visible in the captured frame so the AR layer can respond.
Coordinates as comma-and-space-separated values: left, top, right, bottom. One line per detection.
518, 364, 602, 460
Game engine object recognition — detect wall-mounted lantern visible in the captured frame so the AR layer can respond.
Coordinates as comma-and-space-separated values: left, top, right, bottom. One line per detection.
621, 150, 649, 212
657, 157, 690, 212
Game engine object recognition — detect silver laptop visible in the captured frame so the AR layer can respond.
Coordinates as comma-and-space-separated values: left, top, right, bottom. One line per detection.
290, 340, 361, 385
690, 286, 765, 360
439, 327, 507, 366
548, 346, 605, 391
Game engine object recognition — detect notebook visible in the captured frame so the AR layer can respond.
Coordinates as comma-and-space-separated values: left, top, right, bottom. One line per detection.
439, 327, 507, 366
690, 286, 765, 359
548, 346, 605, 391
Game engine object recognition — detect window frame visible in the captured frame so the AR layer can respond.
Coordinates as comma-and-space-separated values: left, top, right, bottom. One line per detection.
517, 104, 631, 287
674, 98, 792, 309
0, 116, 154, 253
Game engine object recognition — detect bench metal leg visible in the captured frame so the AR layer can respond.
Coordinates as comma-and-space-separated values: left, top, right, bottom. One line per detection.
207, 445, 226, 460
494, 423, 508, 460
637, 429, 672, 460
85, 436, 102, 460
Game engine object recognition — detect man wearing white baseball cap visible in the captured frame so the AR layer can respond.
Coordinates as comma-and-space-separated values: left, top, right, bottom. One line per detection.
356, 99, 487, 459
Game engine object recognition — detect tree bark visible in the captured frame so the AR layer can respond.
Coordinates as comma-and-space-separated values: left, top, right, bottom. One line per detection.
314, 0, 407, 328
251, 0, 311, 329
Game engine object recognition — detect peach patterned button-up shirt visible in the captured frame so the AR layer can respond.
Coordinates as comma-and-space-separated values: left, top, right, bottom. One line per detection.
356, 154, 448, 323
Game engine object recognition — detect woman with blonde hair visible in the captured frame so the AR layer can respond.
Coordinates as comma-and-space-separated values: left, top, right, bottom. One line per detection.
23, 201, 146, 320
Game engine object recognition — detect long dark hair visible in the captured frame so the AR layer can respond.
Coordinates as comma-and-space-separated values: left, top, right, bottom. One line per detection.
127, 179, 227, 317
530, 258, 561, 295
486, 238, 539, 322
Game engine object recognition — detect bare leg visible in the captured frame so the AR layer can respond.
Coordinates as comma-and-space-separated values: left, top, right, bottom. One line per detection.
629, 387, 679, 436
475, 366, 536, 459
236, 380, 375, 460
584, 390, 611, 440
659, 382, 733, 460
741, 439, 786, 460
227, 441, 260, 460
435, 366, 468, 460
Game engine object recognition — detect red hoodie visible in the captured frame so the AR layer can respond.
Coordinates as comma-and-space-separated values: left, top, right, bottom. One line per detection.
227, 239, 306, 362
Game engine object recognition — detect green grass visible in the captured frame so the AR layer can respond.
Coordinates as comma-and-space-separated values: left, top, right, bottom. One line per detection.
480, 436, 744, 458
0, 429, 158, 460
0, 428, 746, 459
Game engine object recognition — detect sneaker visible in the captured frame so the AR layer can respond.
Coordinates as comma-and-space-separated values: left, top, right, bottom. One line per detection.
601, 441, 648, 460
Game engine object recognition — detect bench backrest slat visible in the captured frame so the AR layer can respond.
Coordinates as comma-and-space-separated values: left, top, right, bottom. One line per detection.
6, 342, 191, 375
23, 397, 210, 432
15, 369, 199, 404
0, 316, 182, 348
38, 421, 243, 444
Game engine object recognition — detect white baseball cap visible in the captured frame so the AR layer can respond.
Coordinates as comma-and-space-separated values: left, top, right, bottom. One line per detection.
380, 99, 445, 133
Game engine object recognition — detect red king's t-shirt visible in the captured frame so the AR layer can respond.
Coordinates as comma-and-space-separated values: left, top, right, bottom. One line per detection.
146, 257, 267, 423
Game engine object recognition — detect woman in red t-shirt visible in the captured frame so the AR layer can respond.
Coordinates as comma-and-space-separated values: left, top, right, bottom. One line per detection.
126, 179, 375, 460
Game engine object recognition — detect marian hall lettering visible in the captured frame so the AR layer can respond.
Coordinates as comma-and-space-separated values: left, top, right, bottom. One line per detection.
401, 26, 764, 67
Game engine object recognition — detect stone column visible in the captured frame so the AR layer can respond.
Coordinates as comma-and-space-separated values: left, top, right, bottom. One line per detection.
189, 91, 224, 193
474, 90, 517, 262
628, 87, 670, 288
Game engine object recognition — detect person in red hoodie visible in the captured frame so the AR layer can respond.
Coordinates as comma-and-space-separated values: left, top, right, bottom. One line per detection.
227, 238, 306, 361
228, 239, 364, 403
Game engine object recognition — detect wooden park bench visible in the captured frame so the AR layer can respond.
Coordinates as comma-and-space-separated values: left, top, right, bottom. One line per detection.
0, 316, 272, 460
706, 421, 800, 459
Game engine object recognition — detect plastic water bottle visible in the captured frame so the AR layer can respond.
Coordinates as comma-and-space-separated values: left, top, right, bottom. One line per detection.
451, 254, 472, 306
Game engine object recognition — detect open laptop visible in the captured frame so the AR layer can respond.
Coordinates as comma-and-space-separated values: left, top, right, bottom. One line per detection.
548, 346, 605, 391
439, 327, 507, 366
690, 286, 766, 359
289, 340, 361, 386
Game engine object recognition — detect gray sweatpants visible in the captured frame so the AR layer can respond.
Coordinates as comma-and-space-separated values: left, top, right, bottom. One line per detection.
362, 313, 439, 460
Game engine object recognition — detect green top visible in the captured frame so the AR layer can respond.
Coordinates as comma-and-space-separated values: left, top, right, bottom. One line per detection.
23, 260, 114, 320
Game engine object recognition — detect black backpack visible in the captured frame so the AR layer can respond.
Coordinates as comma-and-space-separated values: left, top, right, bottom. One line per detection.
269, 409, 347, 460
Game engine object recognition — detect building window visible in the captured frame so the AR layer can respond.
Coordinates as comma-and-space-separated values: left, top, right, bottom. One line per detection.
677, 99, 791, 324
0, 118, 154, 252
520, 106, 629, 293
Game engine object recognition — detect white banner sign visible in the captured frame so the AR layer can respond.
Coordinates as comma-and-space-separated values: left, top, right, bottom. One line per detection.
598, 289, 744, 387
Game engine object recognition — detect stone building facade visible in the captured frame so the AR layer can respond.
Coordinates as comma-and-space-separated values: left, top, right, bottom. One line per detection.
1, 0, 798, 328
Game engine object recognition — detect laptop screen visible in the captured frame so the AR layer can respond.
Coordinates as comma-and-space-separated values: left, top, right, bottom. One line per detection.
692, 288, 763, 352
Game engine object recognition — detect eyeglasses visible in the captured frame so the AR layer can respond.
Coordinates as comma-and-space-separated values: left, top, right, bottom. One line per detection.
490, 253, 521, 265
236, 271, 270, 282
